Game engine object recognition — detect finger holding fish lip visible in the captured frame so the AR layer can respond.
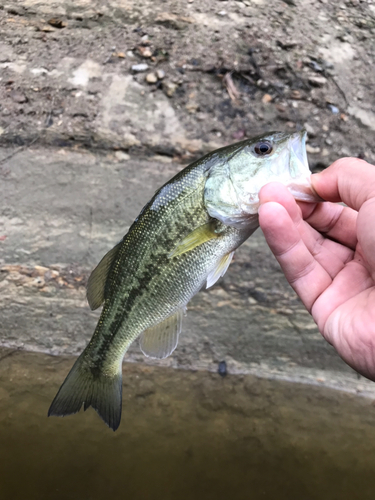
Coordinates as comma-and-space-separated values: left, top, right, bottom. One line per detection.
260, 183, 354, 275
302, 201, 358, 251
258, 199, 333, 312
261, 176, 358, 251
259, 181, 306, 223
311, 158, 375, 211
260, 183, 356, 268
258, 198, 373, 335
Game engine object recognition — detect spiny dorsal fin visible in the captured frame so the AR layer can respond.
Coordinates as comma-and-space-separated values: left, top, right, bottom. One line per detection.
139, 309, 185, 359
168, 222, 220, 258
87, 241, 122, 310
206, 251, 234, 289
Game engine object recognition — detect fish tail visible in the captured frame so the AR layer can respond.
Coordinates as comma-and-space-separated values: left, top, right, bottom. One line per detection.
48, 352, 122, 431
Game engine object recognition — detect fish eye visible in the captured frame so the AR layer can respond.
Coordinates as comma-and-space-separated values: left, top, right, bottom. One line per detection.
253, 141, 273, 156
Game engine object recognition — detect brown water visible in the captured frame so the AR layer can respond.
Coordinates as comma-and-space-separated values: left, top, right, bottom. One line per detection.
1, 349, 375, 500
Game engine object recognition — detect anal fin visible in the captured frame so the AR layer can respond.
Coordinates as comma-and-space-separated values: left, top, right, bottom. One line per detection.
139, 309, 184, 359
206, 251, 234, 289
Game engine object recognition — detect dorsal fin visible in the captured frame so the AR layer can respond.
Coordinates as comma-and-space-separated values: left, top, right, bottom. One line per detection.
86, 241, 122, 310
139, 308, 185, 359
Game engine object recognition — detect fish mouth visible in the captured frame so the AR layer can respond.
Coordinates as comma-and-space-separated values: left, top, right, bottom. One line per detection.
289, 129, 309, 175
287, 129, 322, 203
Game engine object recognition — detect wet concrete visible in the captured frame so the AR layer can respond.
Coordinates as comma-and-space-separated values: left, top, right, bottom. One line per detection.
1, 348, 375, 500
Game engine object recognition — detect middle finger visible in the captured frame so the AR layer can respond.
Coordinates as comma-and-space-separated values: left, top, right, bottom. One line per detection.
260, 183, 354, 278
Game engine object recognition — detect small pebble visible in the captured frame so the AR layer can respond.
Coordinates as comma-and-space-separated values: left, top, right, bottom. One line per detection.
290, 90, 301, 99
306, 144, 321, 154
146, 72, 157, 83
262, 93, 272, 104
327, 104, 339, 114
132, 63, 149, 72
185, 101, 199, 113
163, 81, 178, 97
308, 60, 323, 73
138, 46, 152, 58
304, 123, 316, 137
308, 75, 327, 87
115, 151, 130, 161
11, 91, 28, 103
277, 40, 298, 50
196, 112, 208, 122
156, 69, 165, 80
256, 79, 269, 89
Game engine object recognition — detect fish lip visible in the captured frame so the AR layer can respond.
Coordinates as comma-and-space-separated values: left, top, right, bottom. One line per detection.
287, 129, 323, 202
289, 129, 309, 173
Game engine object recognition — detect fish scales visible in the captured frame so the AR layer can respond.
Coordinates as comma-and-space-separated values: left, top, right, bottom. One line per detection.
88, 160, 246, 368
89, 167, 209, 365
49, 130, 319, 430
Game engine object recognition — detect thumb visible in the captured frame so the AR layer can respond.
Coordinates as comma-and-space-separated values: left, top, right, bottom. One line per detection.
311, 158, 375, 211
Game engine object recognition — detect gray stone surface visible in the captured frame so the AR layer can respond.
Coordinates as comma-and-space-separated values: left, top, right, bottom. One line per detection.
1, 147, 373, 396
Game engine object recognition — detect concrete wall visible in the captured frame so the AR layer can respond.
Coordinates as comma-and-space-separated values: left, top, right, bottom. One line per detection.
1, 147, 373, 396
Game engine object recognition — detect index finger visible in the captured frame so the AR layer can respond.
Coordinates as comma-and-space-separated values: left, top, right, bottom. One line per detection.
311, 158, 375, 211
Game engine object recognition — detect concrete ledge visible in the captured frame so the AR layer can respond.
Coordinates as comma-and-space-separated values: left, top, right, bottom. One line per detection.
1, 146, 374, 397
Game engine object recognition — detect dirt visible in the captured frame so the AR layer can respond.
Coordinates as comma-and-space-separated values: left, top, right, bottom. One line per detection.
0, 0, 374, 166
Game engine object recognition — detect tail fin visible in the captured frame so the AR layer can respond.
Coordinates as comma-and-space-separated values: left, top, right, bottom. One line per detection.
48, 353, 122, 431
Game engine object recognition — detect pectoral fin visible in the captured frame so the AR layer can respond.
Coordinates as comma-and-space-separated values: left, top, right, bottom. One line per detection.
206, 251, 234, 288
87, 241, 122, 310
169, 222, 220, 258
139, 309, 185, 359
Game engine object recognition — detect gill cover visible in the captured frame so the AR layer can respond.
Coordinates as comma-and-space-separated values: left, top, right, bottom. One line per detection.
204, 130, 318, 228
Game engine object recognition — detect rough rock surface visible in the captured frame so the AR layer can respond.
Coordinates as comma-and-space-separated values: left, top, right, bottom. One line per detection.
1, 0, 374, 165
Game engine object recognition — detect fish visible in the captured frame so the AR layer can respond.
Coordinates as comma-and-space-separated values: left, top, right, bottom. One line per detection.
48, 130, 319, 431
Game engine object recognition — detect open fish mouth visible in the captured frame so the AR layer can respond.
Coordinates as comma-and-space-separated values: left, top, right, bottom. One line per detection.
289, 129, 309, 174
287, 129, 322, 203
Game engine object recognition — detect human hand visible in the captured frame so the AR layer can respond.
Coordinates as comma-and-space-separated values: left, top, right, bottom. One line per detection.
258, 158, 375, 380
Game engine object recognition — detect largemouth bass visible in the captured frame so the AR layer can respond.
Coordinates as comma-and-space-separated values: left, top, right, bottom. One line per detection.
49, 130, 318, 430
